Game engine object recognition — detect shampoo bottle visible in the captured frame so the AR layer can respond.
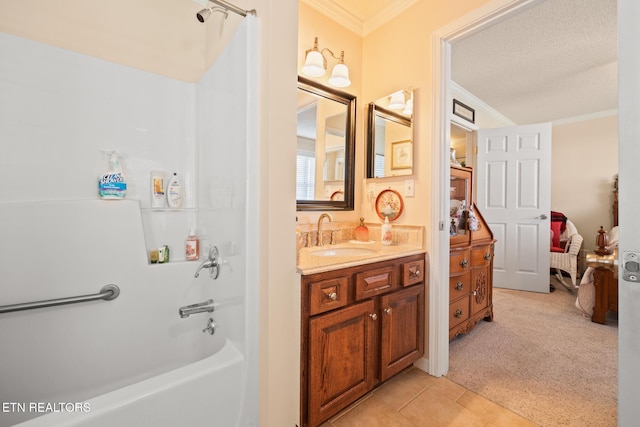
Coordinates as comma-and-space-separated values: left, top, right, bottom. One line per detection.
150, 171, 166, 208
166, 173, 183, 208
98, 151, 126, 200
381, 216, 392, 246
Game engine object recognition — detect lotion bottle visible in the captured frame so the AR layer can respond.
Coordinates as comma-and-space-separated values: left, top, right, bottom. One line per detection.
381, 216, 392, 246
166, 172, 183, 208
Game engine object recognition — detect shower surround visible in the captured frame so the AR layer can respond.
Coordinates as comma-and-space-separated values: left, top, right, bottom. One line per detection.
0, 17, 258, 427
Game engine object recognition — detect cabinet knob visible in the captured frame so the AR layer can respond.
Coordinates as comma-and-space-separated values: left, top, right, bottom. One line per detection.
369, 313, 378, 320
327, 292, 337, 301
409, 268, 421, 278
460, 258, 468, 267
383, 308, 392, 315
483, 253, 491, 260
455, 281, 464, 291
454, 309, 463, 318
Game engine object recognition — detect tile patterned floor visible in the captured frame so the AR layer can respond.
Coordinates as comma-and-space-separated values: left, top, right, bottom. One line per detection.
319, 367, 538, 427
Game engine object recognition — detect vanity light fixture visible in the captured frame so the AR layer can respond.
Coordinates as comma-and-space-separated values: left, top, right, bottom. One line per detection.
388, 91, 406, 109
301, 37, 351, 88
402, 93, 414, 116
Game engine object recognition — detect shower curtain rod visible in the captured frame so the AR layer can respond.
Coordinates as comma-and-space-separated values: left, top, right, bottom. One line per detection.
209, 0, 257, 17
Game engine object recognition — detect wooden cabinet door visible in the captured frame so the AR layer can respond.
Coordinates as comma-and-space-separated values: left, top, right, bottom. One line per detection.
471, 245, 493, 316
379, 284, 424, 381
308, 299, 377, 427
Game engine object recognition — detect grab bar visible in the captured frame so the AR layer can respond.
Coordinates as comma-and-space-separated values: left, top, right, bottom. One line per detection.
0, 284, 120, 314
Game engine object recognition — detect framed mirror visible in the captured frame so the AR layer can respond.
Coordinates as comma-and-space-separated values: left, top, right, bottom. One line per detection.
366, 92, 413, 178
297, 76, 356, 211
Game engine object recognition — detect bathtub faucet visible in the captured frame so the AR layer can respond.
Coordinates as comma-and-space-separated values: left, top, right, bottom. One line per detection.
179, 299, 215, 318
194, 246, 220, 279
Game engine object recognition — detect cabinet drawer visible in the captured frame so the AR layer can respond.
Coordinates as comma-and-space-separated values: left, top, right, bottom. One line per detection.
450, 250, 470, 274
401, 259, 425, 287
449, 296, 470, 328
309, 276, 349, 315
355, 266, 397, 300
471, 246, 493, 267
449, 273, 470, 301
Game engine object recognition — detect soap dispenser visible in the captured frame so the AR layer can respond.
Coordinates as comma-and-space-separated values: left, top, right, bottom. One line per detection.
381, 216, 392, 246
355, 218, 370, 242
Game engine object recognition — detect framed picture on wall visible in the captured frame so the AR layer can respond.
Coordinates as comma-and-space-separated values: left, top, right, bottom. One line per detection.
453, 99, 475, 123
391, 140, 413, 170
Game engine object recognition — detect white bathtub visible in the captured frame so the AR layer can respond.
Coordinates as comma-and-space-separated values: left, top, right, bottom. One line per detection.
13, 338, 244, 427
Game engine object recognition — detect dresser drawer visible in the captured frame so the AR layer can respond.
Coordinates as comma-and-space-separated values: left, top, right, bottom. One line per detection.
309, 276, 349, 315
355, 266, 397, 300
471, 245, 493, 267
449, 296, 470, 328
450, 250, 470, 274
401, 259, 425, 287
449, 272, 471, 301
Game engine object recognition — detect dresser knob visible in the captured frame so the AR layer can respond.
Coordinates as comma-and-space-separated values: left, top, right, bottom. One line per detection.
369, 313, 378, 320
384, 308, 392, 315
409, 268, 421, 278
484, 253, 491, 260
460, 258, 468, 267
455, 281, 464, 291
454, 309, 463, 318
327, 292, 337, 301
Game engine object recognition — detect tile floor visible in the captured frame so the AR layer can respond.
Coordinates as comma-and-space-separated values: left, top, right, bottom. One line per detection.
319, 367, 537, 427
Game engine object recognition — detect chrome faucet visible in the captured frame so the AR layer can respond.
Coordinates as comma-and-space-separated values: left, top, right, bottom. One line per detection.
316, 213, 334, 246
178, 299, 215, 318
194, 246, 220, 279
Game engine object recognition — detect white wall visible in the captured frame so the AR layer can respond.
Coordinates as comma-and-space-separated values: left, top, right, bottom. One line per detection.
551, 115, 618, 251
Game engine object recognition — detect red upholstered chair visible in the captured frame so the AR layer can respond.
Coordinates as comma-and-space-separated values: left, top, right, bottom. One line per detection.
550, 212, 583, 291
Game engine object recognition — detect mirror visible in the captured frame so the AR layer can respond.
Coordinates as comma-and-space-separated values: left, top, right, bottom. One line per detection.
366, 91, 413, 178
297, 76, 356, 210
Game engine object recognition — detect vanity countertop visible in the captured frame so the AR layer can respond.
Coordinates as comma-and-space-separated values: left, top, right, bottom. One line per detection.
297, 242, 426, 275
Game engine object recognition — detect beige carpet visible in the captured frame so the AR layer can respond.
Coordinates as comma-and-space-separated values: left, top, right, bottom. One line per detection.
447, 277, 617, 427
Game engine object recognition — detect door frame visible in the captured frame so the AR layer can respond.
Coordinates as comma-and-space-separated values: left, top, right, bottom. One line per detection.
428, 0, 544, 377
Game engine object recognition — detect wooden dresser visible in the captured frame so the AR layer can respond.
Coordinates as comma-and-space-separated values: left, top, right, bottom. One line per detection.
449, 165, 495, 340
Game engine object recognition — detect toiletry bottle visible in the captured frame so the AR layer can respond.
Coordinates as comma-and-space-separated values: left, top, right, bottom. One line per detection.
355, 217, 370, 242
98, 151, 127, 199
185, 230, 200, 261
166, 172, 183, 208
199, 229, 210, 260
381, 216, 392, 246
151, 171, 166, 208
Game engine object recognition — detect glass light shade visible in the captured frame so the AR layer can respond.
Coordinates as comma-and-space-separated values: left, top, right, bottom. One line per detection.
328, 63, 351, 87
301, 50, 326, 77
402, 98, 413, 115
388, 91, 405, 109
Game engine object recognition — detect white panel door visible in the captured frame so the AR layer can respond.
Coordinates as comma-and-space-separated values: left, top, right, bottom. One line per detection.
476, 123, 551, 293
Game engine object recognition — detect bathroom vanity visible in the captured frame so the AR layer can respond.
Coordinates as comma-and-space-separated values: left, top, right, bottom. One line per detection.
298, 250, 426, 427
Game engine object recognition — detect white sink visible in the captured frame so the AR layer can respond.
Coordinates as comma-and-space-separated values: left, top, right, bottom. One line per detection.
310, 247, 377, 257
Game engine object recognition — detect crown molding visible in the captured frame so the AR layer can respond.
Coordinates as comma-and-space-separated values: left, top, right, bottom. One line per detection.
302, 0, 417, 36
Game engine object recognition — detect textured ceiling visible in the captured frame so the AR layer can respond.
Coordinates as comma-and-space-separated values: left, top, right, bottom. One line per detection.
451, 0, 617, 125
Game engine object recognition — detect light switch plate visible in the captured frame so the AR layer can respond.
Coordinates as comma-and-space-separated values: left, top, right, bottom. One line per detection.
404, 179, 415, 197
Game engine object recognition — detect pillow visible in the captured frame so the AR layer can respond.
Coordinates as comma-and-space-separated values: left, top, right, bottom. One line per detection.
550, 221, 563, 248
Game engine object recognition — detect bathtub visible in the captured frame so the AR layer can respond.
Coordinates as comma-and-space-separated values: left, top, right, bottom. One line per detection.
13, 338, 244, 427
0, 200, 249, 427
